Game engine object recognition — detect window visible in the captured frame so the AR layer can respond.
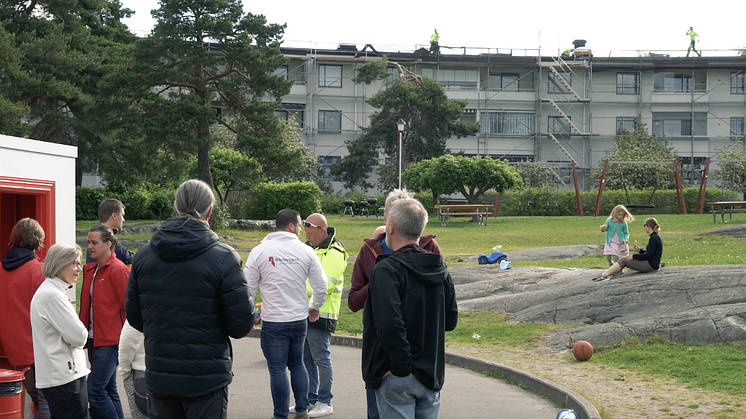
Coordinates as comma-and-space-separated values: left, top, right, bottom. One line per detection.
317, 156, 341, 179
732, 72, 745, 94
421, 67, 477, 90
318, 110, 342, 132
548, 116, 571, 133
385, 67, 401, 87
653, 70, 706, 93
319, 65, 342, 88
616, 73, 638, 94
732, 117, 745, 139
275, 110, 288, 120
652, 112, 707, 136
272, 65, 288, 80
548, 71, 571, 94
616, 117, 637, 134
480, 112, 534, 135
489, 73, 519, 92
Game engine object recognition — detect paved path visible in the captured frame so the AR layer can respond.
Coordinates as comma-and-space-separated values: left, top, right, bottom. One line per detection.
118, 336, 559, 418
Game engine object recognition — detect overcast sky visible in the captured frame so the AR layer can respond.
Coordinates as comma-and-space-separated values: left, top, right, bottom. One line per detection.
121, 0, 744, 57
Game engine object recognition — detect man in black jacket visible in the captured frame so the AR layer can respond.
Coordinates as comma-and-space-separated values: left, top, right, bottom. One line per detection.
125, 179, 254, 419
362, 198, 458, 419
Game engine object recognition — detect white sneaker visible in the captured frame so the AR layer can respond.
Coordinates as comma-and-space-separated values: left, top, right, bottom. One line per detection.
308, 402, 333, 418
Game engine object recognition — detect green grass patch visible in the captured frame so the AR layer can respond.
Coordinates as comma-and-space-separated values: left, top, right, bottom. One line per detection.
594, 340, 746, 397
444, 311, 565, 348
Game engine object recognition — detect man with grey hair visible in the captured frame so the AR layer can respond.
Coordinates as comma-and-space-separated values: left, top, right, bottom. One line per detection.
361, 199, 458, 419
348, 189, 442, 419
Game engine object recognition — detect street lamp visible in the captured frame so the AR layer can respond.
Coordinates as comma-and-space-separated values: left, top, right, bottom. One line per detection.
397, 119, 406, 189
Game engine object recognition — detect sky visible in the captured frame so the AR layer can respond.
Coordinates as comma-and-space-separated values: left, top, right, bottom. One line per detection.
121, 0, 744, 57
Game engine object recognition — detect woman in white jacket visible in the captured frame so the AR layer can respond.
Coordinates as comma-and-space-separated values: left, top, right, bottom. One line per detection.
30, 243, 90, 419
118, 320, 146, 419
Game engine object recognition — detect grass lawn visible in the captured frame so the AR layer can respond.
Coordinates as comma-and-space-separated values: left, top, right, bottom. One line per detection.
76, 213, 746, 400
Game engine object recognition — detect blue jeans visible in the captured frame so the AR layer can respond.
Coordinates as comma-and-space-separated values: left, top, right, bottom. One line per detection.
304, 326, 333, 405
261, 320, 309, 419
374, 374, 440, 419
87, 342, 124, 419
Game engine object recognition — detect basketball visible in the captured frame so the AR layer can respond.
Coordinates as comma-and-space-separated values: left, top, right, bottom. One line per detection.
572, 340, 593, 361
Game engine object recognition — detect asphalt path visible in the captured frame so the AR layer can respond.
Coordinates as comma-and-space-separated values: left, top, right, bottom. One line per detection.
117, 336, 559, 418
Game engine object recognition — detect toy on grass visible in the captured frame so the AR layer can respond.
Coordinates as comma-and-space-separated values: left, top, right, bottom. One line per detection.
477, 245, 508, 265
572, 340, 593, 361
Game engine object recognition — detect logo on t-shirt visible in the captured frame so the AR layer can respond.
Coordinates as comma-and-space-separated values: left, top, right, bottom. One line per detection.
269, 256, 275, 266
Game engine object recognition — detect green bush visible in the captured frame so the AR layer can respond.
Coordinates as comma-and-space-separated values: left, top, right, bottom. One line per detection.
246, 182, 323, 220
75, 184, 177, 221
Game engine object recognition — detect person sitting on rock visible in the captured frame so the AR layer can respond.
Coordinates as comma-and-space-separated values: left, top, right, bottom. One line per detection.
593, 217, 663, 282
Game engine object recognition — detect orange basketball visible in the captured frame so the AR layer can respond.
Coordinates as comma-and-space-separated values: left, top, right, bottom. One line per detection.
572, 340, 593, 361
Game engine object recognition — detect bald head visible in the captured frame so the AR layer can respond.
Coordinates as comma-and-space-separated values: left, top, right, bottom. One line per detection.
304, 213, 329, 247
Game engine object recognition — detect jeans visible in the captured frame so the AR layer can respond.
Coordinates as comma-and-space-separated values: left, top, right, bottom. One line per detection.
261, 320, 309, 419
147, 387, 228, 419
87, 342, 124, 419
375, 374, 440, 419
304, 326, 333, 405
366, 387, 380, 419
16, 364, 50, 419
41, 376, 89, 419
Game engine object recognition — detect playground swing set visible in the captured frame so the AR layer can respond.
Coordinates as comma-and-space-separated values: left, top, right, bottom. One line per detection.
593, 159, 687, 216
495, 160, 584, 216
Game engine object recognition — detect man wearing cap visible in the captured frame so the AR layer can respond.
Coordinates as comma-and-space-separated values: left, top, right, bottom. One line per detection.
299, 213, 348, 418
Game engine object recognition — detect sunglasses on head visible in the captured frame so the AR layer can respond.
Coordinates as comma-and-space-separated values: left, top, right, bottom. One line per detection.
303, 221, 323, 229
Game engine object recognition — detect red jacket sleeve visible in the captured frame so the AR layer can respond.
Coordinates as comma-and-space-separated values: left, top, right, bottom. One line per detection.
348, 242, 373, 313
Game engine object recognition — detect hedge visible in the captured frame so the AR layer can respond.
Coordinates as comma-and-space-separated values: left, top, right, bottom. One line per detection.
76, 185, 176, 221
246, 182, 323, 220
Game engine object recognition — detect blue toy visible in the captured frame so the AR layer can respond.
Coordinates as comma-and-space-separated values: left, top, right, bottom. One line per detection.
478, 245, 508, 265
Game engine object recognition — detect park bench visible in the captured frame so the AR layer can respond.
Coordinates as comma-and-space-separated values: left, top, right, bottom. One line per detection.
434, 204, 493, 226
708, 201, 746, 223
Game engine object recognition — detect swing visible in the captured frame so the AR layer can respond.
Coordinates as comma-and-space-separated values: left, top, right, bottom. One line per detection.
546, 180, 559, 213
518, 173, 534, 213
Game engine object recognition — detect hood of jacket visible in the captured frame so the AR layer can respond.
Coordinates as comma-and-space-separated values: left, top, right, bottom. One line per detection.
149, 217, 220, 263
1, 247, 38, 271
384, 244, 449, 285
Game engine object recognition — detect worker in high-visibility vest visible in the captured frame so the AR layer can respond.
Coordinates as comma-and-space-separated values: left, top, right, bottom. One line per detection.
430, 29, 440, 54
686, 27, 700, 57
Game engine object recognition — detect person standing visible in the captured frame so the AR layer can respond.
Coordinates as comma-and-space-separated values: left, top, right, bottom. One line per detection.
86, 198, 135, 265
118, 320, 147, 419
80, 224, 128, 419
126, 179, 255, 419
0, 218, 50, 418
429, 29, 440, 54
686, 27, 700, 57
243, 209, 327, 419
301, 213, 348, 418
362, 198, 458, 419
348, 189, 442, 419
31, 243, 90, 419
599, 205, 633, 267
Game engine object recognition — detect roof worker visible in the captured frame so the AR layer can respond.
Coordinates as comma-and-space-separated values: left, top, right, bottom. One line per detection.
429, 29, 439, 54
686, 27, 700, 57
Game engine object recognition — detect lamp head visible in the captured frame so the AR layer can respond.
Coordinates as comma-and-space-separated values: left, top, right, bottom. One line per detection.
397, 119, 406, 132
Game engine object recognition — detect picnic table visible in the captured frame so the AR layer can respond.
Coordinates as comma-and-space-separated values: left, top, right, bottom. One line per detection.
434, 204, 493, 226
708, 201, 746, 223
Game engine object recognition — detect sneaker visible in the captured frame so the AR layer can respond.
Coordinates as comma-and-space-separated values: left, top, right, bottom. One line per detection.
308, 402, 333, 418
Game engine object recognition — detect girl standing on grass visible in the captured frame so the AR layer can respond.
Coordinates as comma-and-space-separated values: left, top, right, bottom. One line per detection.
600, 205, 633, 266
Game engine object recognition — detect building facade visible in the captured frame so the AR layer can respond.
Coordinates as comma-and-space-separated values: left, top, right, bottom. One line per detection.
275, 44, 746, 191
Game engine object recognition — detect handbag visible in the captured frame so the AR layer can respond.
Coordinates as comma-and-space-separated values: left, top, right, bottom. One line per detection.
133, 375, 148, 415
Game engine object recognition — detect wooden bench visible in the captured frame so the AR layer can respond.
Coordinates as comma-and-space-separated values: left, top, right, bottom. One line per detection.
434, 204, 493, 226
708, 201, 746, 223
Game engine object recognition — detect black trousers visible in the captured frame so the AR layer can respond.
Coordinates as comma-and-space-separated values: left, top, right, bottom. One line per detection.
41, 376, 89, 419
147, 387, 228, 419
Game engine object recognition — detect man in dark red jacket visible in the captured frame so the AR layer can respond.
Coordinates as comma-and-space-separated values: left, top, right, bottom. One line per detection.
0, 218, 49, 417
347, 189, 441, 419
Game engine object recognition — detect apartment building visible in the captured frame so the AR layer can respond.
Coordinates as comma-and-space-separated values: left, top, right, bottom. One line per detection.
274, 43, 746, 191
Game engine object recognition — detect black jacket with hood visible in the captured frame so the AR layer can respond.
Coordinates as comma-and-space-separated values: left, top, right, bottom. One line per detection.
362, 244, 458, 392
125, 217, 254, 397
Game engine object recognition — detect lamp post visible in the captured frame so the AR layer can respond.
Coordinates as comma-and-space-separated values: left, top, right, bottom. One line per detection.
397, 119, 406, 189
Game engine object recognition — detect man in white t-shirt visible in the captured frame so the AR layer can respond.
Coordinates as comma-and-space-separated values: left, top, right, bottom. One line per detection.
244, 209, 327, 419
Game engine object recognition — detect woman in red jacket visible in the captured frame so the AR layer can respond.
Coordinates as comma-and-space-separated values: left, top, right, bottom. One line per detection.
80, 224, 129, 419
0, 218, 50, 418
